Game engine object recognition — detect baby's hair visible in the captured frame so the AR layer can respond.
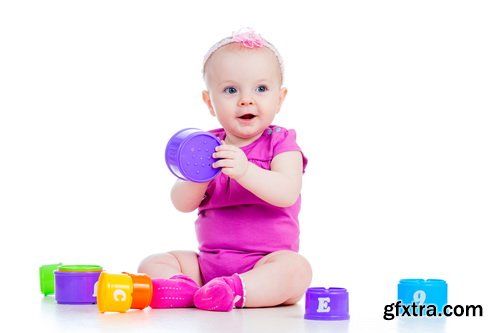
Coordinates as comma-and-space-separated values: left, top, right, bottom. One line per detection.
202, 28, 284, 82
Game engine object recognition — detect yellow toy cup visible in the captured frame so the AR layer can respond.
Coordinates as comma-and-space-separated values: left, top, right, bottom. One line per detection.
97, 272, 133, 313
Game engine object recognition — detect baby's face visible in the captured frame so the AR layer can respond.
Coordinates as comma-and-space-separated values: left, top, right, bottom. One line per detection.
203, 44, 286, 146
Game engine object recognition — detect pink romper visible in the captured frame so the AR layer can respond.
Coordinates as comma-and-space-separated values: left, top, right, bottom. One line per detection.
195, 125, 308, 283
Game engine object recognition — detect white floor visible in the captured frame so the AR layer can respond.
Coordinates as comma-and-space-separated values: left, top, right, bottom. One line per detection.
2, 295, 490, 333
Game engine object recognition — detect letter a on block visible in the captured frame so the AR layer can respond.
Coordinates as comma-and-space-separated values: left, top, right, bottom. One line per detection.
317, 297, 331, 313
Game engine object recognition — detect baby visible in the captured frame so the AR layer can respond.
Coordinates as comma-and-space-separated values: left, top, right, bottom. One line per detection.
138, 28, 312, 311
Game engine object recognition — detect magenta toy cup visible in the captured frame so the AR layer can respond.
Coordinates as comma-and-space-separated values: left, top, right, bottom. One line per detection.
55, 271, 102, 304
304, 287, 350, 320
165, 128, 222, 183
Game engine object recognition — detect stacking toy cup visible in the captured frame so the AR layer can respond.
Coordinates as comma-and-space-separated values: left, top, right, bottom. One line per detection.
398, 279, 447, 312
304, 287, 350, 320
54, 265, 103, 304
39, 263, 62, 296
97, 272, 134, 313
165, 128, 222, 183
58, 265, 103, 272
123, 272, 153, 310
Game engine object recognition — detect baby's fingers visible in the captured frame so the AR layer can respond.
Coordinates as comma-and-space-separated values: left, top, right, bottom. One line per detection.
215, 144, 239, 152
212, 159, 234, 169
212, 149, 237, 159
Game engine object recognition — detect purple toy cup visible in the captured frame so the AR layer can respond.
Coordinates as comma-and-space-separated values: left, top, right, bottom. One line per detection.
55, 271, 101, 304
165, 128, 222, 183
304, 287, 350, 320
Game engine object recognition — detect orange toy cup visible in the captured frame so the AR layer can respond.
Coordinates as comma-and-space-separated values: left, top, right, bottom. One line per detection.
123, 272, 153, 310
97, 272, 133, 313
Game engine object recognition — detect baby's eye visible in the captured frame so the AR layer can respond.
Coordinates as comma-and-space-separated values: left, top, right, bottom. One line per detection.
256, 85, 268, 93
224, 87, 238, 94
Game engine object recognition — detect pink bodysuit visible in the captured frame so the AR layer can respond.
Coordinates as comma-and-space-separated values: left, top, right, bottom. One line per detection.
195, 125, 307, 283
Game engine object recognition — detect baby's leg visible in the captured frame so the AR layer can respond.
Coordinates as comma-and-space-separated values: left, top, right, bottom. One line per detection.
138, 250, 202, 308
242, 250, 312, 307
194, 250, 312, 311
138, 250, 202, 285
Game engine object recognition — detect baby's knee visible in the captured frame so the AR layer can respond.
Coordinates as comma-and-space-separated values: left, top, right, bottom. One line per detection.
268, 251, 312, 286
290, 253, 312, 284
271, 252, 312, 305
137, 252, 179, 273
276, 251, 311, 275
283, 253, 312, 304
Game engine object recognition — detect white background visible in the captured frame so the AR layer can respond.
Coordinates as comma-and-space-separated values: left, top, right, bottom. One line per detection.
1, 0, 498, 329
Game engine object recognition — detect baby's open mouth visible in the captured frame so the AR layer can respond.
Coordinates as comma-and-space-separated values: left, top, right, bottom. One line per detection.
238, 114, 256, 120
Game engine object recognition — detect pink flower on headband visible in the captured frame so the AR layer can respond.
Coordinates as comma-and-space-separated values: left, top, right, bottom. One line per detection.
232, 28, 264, 48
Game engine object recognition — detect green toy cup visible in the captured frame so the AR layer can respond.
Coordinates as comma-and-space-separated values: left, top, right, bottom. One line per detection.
39, 263, 63, 296
58, 265, 103, 272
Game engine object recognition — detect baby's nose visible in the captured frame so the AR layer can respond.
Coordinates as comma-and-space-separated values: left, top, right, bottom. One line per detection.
238, 97, 254, 107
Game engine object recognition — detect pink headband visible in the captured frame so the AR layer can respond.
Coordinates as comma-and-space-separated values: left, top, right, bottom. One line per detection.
202, 28, 284, 80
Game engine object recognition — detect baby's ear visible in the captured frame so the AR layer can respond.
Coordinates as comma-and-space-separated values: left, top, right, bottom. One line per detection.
202, 90, 216, 117
276, 87, 288, 113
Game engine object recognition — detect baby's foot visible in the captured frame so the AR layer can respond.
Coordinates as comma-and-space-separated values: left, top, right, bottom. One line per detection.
193, 273, 245, 312
150, 275, 199, 308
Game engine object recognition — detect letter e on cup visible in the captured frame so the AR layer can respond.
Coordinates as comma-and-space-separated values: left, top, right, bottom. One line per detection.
317, 297, 331, 313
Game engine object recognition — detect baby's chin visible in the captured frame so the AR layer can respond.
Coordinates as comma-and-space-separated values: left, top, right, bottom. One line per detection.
225, 126, 268, 146
234, 125, 268, 137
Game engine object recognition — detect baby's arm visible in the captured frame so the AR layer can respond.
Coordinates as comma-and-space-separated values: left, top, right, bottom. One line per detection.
213, 145, 303, 207
171, 180, 210, 212
241, 151, 303, 207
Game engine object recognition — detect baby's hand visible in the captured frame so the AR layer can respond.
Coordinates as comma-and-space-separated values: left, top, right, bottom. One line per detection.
212, 143, 249, 180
